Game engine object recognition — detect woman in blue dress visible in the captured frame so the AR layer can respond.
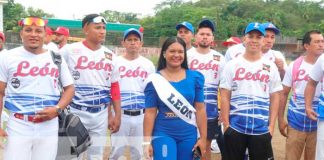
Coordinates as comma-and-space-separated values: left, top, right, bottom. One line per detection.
143, 37, 207, 160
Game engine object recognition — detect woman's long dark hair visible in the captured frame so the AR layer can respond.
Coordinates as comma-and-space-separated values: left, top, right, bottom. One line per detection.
157, 37, 189, 71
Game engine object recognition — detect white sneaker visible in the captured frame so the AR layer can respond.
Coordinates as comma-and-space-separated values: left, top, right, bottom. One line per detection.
210, 140, 220, 153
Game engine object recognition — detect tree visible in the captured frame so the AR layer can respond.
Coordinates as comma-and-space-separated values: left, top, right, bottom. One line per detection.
26, 7, 54, 18
101, 10, 140, 24
3, 0, 26, 31
3, 0, 55, 31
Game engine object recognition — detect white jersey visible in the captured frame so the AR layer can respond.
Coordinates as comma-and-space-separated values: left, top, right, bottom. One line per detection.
187, 48, 225, 119
115, 55, 155, 110
310, 54, 324, 118
224, 43, 245, 62
263, 49, 288, 70
43, 42, 59, 52
220, 55, 283, 135
283, 60, 322, 132
60, 41, 120, 107
0, 46, 74, 114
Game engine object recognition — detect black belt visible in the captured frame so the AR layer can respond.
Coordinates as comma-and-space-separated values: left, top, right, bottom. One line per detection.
123, 109, 145, 116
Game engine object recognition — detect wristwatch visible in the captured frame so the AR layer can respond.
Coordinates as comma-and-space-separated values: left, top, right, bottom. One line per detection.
55, 105, 63, 115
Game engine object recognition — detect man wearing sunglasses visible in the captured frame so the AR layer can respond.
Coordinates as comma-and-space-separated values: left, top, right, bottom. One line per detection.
60, 14, 121, 160
0, 16, 75, 160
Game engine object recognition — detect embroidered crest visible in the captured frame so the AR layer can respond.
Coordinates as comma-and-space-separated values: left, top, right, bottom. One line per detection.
262, 64, 270, 72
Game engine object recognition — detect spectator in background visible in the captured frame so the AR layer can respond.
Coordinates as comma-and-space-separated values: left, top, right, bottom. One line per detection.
54, 26, 69, 49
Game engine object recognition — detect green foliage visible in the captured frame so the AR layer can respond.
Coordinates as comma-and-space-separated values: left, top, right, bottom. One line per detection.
101, 10, 140, 24
139, 0, 324, 40
3, 0, 54, 31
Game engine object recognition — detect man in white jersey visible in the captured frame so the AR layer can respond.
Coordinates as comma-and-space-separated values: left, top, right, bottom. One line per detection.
109, 28, 155, 160
224, 23, 287, 79
0, 16, 74, 160
176, 21, 195, 51
278, 30, 323, 160
304, 34, 324, 160
54, 26, 69, 50
60, 14, 121, 160
220, 22, 282, 160
261, 22, 287, 79
187, 19, 225, 160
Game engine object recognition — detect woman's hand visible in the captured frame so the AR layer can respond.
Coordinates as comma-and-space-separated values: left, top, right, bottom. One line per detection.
192, 138, 206, 159
143, 143, 153, 160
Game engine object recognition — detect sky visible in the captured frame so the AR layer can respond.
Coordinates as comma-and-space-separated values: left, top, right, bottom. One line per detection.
14, 0, 185, 19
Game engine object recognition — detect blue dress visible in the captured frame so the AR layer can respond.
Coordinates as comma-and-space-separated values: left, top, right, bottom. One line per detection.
145, 69, 205, 160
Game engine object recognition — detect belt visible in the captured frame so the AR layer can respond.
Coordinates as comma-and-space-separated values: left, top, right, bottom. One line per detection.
14, 113, 44, 123
123, 109, 145, 116
70, 103, 107, 113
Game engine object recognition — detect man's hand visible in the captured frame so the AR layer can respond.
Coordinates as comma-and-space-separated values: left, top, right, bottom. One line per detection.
35, 107, 58, 122
268, 125, 275, 137
306, 107, 318, 121
0, 128, 8, 148
274, 58, 284, 71
278, 119, 288, 137
108, 114, 121, 133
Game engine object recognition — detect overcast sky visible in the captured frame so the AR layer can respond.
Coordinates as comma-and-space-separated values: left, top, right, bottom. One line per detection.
14, 0, 187, 19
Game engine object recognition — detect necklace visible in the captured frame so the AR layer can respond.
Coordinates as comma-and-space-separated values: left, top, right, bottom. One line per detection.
162, 69, 185, 82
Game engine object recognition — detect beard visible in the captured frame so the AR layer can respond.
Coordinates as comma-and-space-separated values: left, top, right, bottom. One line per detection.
198, 42, 210, 48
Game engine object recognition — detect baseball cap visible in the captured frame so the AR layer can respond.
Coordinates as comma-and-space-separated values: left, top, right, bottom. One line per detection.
198, 19, 215, 32
123, 28, 141, 41
176, 21, 194, 34
0, 32, 5, 42
82, 14, 107, 28
244, 22, 266, 36
54, 27, 69, 36
222, 37, 241, 47
262, 22, 280, 35
45, 27, 53, 35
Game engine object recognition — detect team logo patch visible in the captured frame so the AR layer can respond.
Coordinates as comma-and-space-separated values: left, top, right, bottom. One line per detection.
232, 82, 238, 91
104, 52, 112, 60
11, 78, 20, 88
72, 70, 80, 80
213, 55, 220, 61
262, 64, 270, 72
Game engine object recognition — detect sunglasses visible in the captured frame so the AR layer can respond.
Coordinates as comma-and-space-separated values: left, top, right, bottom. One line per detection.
18, 17, 47, 27
90, 16, 107, 24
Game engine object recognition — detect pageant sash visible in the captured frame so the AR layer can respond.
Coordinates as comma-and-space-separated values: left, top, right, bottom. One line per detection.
147, 73, 197, 127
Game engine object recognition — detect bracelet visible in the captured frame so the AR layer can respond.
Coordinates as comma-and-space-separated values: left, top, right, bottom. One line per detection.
142, 141, 151, 146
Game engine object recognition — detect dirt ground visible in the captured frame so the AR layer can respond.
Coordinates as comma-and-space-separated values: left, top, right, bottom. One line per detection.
102, 123, 286, 160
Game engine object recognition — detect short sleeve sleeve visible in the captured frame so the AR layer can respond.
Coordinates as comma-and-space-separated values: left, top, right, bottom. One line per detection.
144, 82, 158, 108
0, 53, 8, 83
309, 55, 324, 82
282, 62, 293, 87
219, 62, 233, 90
269, 63, 283, 93
195, 71, 205, 102
60, 56, 74, 87
111, 53, 120, 83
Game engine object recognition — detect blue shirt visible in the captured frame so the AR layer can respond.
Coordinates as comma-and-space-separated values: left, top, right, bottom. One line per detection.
145, 70, 204, 137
